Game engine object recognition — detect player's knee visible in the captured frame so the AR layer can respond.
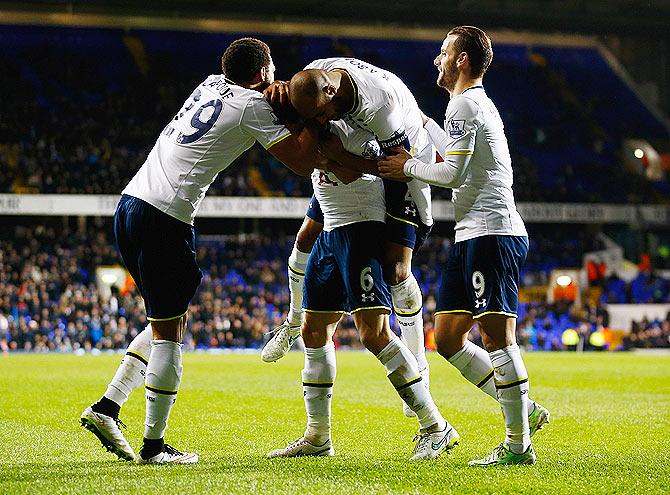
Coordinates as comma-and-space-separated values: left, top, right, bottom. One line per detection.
435, 332, 465, 359
296, 220, 321, 253
478, 314, 517, 351
295, 233, 314, 254
358, 330, 378, 352
480, 331, 510, 352
151, 318, 183, 343
389, 274, 422, 312
301, 324, 327, 348
384, 261, 411, 286
434, 315, 473, 358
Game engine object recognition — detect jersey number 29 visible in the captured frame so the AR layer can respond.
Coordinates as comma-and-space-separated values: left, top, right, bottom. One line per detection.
173, 89, 223, 144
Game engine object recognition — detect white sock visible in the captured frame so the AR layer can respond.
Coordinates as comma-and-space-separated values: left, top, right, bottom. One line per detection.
302, 342, 336, 444
447, 340, 497, 400
288, 245, 310, 327
144, 340, 182, 440
490, 344, 531, 454
390, 274, 428, 371
377, 338, 447, 431
104, 325, 153, 406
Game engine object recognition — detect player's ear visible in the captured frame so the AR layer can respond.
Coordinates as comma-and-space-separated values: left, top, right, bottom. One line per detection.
247, 69, 264, 88
456, 51, 468, 70
323, 83, 337, 97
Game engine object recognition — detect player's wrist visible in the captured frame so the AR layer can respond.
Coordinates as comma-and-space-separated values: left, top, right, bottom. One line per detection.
403, 158, 418, 178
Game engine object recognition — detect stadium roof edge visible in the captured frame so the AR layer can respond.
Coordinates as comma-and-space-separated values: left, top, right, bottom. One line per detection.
0, 9, 600, 47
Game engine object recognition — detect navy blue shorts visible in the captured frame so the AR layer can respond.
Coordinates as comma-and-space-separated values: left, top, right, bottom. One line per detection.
383, 179, 430, 251
114, 195, 202, 321
436, 235, 528, 318
303, 221, 392, 314
306, 187, 431, 251
306, 194, 324, 224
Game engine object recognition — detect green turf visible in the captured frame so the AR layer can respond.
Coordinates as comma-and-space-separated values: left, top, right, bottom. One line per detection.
1, 351, 669, 494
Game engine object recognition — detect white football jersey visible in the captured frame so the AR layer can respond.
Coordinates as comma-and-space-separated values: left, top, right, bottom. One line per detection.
311, 121, 385, 231
305, 58, 433, 225
442, 86, 527, 242
123, 75, 291, 224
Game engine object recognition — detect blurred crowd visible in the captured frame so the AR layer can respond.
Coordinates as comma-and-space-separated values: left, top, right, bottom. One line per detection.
623, 314, 670, 349
0, 223, 293, 352
1, 27, 668, 204
1, 222, 669, 354
601, 271, 670, 304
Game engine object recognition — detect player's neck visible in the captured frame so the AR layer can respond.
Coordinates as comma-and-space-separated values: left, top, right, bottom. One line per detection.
453, 77, 482, 96
247, 80, 269, 92
332, 70, 355, 112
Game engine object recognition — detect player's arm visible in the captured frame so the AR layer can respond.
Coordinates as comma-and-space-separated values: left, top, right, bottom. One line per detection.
317, 132, 379, 175
379, 97, 479, 188
266, 126, 320, 177
319, 99, 409, 176
242, 98, 317, 176
369, 100, 415, 179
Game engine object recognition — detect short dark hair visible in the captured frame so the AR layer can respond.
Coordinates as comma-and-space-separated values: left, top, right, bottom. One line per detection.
221, 37, 271, 85
447, 26, 493, 78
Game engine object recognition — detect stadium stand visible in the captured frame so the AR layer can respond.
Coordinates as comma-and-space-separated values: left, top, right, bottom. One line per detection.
1, 221, 668, 353
1, 25, 668, 202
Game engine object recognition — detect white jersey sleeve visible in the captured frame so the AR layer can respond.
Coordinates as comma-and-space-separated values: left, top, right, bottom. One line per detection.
122, 75, 293, 225
407, 87, 526, 242
240, 98, 292, 149
404, 96, 479, 189
365, 101, 408, 151
443, 95, 479, 156
304, 57, 432, 225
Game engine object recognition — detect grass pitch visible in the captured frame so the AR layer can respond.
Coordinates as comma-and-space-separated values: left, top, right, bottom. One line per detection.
1, 351, 669, 494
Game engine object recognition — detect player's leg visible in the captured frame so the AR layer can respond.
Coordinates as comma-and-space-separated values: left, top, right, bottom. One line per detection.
268, 233, 341, 458
433, 250, 497, 399
81, 323, 152, 460
101, 325, 153, 411
468, 314, 535, 465
120, 196, 201, 464
434, 312, 500, 395
346, 221, 457, 459
353, 307, 459, 460
353, 308, 441, 427
300, 313, 339, 448
138, 314, 197, 464
81, 196, 146, 461
436, 313, 549, 436
382, 180, 429, 371
384, 241, 428, 369
464, 236, 537, 466
267, 312, 339, 458
383, 235, 430, 418
262, 196, 324, 362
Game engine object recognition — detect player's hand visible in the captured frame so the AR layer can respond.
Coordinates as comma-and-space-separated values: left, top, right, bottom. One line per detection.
264, 81, 289, 107
317, 131, 346, 161
378, 149, 412, 182
265, 81, 301, 126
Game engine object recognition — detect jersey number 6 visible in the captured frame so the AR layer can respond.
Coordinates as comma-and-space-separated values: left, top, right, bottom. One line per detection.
360, 266, 374, 292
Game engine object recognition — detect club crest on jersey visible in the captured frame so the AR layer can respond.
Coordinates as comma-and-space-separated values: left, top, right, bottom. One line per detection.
448, 119, 466, 138
361, 140, 382, 159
